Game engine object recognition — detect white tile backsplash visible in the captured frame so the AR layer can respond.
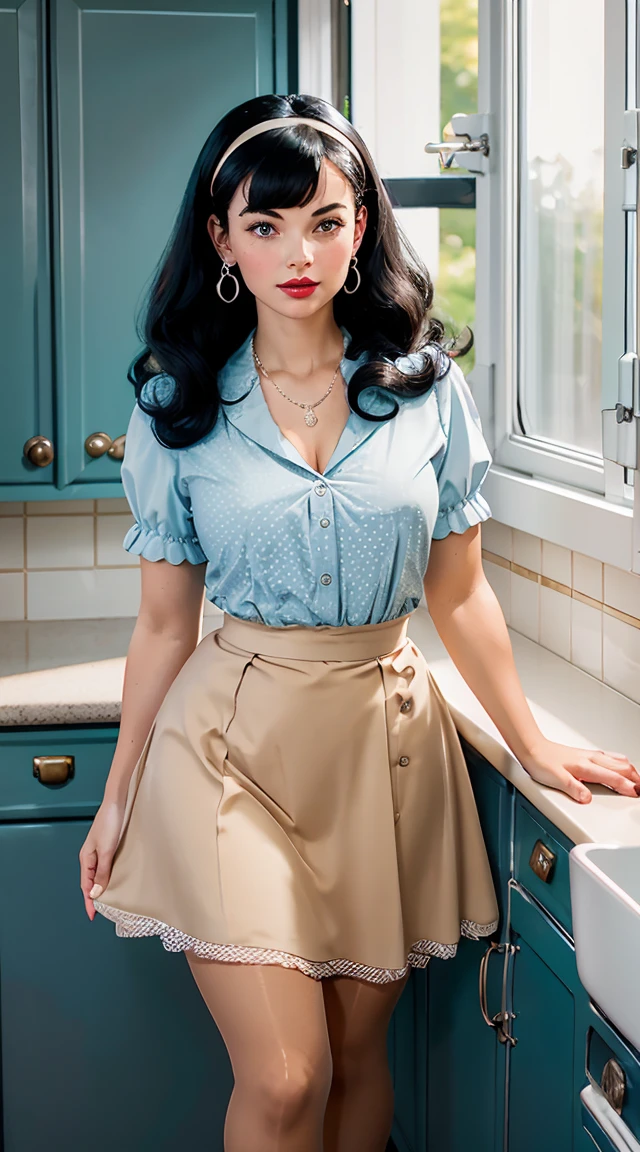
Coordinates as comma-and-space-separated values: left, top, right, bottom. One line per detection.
513, 529, 542, 574
0, 573, 25, 620
539, 585, 571, 661
25, 499, 94, 514
510, 572, 539, 642
96, 513, 138, 566
603, 614, 640, 706
26, 515, 95, 569
482, 519, 513, 561
573, 552, 603, 602
571, 598, 602, 680
27, 567, 142, 620
604, 565, 640, 620
0, 518, 25, 570
541, 540, 572, 587
3, 502, 640, 716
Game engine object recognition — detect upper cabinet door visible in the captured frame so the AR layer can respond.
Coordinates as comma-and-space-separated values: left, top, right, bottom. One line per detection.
1, 0, 54, 486
50, 0, 280, 487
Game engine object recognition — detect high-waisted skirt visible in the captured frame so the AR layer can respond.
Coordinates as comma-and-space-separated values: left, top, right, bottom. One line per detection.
93, 611, 500, 984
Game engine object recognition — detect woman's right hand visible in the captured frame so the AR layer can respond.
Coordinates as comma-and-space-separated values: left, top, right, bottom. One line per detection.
79, 798, 126, 920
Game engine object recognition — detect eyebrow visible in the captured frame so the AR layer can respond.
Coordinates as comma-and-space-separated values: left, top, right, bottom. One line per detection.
238, 202, 348, 219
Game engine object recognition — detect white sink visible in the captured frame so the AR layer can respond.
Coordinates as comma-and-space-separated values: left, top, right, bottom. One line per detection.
569, 843, 640, 1052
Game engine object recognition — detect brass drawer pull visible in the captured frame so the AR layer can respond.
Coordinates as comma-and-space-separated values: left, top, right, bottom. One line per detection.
529, 838, 556, 883
602, 1058, 626, 1114
33, 755, 75, 785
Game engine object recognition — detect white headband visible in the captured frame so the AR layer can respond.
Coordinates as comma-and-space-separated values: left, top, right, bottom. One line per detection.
209, 116, 366, 196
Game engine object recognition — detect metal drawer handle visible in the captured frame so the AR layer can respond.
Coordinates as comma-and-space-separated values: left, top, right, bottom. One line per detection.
529, 838, 556, 883
601, 1058, 626, 1115
33, 755, 75, 785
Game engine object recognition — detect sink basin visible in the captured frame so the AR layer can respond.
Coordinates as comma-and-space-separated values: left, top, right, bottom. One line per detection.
569, 843, 640, 1052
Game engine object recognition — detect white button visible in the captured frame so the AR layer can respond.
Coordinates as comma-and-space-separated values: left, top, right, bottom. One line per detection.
320, 573, 332, 585
314, 483, 327, 496
320, 518, 330, 528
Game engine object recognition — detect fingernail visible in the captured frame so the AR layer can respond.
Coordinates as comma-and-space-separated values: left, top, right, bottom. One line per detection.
89, 884, 103, 899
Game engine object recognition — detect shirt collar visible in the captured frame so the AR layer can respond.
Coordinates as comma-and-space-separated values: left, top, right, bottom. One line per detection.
217, 325, 383, 477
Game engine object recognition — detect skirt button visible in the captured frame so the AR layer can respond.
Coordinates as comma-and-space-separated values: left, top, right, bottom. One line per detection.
400, 699, 412, 713
399, 756, 410, 766
394, 811, 400, 822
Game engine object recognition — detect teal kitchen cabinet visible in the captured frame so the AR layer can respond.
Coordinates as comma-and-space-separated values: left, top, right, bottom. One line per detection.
3, 0, 296, 500
0, 726, 234, 1150
504, 794, 594, 1152
390, 738, 512, 1152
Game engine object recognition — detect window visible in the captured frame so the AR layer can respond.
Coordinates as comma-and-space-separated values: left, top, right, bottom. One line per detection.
305, 0, 638, 569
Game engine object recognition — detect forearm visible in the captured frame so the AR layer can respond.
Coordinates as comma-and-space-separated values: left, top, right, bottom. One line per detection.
103, 620, 199, 805
426, 576, 544, 764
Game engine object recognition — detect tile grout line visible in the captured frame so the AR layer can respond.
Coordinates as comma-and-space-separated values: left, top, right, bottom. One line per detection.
482, 549, 640, 631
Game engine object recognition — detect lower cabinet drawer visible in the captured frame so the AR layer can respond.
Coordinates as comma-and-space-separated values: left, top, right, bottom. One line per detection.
513, 795, 574, 935
0, 728, 119, 819
584, 1003, 640, 1144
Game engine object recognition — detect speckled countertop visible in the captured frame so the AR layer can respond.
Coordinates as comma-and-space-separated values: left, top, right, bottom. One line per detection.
1, 605, 640, 848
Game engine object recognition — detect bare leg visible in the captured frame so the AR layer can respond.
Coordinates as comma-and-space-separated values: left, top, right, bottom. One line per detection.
185, 953, 333, 1152
322, 968, 412, 1152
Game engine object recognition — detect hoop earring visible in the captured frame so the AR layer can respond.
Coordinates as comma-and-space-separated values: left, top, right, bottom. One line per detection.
342, 255, 361, 295
216, 261, 240, 303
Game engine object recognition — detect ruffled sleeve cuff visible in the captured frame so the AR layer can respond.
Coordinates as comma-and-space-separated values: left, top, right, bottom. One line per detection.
432, 489, 492, 540
123, 521, 207, 565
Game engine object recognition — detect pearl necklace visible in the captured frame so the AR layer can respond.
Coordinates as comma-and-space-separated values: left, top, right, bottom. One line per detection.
251, 337, 342, 427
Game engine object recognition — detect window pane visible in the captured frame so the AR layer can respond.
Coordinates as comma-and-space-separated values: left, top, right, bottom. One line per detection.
435, 0, 478, 373
351, 0, 478, 370
518, 0, 604, 456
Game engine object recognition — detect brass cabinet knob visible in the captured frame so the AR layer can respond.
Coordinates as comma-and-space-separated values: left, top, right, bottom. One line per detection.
33, 755, 74, 784
23, 435, 54, 467
601, 1058, 626, 1114
84, 431, 126, 459
85, 431, 112, 457
529, 838, 556, 883
107, 434, 126, 460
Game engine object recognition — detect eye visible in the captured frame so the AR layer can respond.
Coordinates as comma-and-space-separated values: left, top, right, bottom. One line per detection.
247, 221, 277, 237
316, 218, 345, 233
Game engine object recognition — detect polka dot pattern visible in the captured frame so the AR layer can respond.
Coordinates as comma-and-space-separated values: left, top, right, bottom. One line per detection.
119, 328, 493, 626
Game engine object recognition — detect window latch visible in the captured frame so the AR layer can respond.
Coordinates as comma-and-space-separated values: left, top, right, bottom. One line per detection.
622, 109, 640, 210
603, 352, 640, 468
424, 113, 491, 176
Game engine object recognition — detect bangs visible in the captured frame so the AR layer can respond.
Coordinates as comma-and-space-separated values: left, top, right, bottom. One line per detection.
235, 130, 351, 212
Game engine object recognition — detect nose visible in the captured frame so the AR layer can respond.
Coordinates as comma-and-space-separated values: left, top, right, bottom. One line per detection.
285, 235, 314, 271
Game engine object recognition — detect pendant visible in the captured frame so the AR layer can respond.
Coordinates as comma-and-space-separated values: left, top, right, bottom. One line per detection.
304, 408, 318, 427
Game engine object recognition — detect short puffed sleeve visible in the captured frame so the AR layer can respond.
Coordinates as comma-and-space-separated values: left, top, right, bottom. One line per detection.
430, 358, 492, 539
120, 378, 207, 565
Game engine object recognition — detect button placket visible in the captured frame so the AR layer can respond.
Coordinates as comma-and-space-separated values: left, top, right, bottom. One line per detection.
310, 479, 338, 599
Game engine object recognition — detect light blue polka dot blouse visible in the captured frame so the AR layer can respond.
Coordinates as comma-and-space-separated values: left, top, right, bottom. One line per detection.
120, 325, 492, 627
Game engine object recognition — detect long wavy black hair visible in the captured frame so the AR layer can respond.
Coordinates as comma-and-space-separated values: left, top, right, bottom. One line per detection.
128, 92, 465, 449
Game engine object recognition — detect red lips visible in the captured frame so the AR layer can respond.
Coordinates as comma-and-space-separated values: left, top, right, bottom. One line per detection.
278, 277, 319, 286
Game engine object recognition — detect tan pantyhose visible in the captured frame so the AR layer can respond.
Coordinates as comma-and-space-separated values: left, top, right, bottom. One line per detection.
185, 953, 411, 1152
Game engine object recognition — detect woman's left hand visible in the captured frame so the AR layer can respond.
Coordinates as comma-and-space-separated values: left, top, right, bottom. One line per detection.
519, 738, 640, 804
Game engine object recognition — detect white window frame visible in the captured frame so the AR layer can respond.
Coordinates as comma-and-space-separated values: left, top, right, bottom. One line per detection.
470, 0, 638, 571
303, 0, 639, 572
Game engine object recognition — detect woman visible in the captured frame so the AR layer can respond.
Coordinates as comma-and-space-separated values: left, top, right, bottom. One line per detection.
79, 93, 640, 1152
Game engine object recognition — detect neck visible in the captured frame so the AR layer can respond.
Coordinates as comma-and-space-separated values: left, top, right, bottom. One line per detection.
253, 302, 345, 380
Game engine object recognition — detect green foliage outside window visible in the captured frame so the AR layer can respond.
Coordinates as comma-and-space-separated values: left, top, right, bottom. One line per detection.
433, 0, 478, 373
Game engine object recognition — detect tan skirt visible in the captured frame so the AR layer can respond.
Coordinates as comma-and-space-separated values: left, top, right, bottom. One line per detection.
93, 612, 499, 984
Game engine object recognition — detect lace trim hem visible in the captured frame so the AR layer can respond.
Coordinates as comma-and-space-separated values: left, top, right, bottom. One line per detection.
93, 901, 499, 984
